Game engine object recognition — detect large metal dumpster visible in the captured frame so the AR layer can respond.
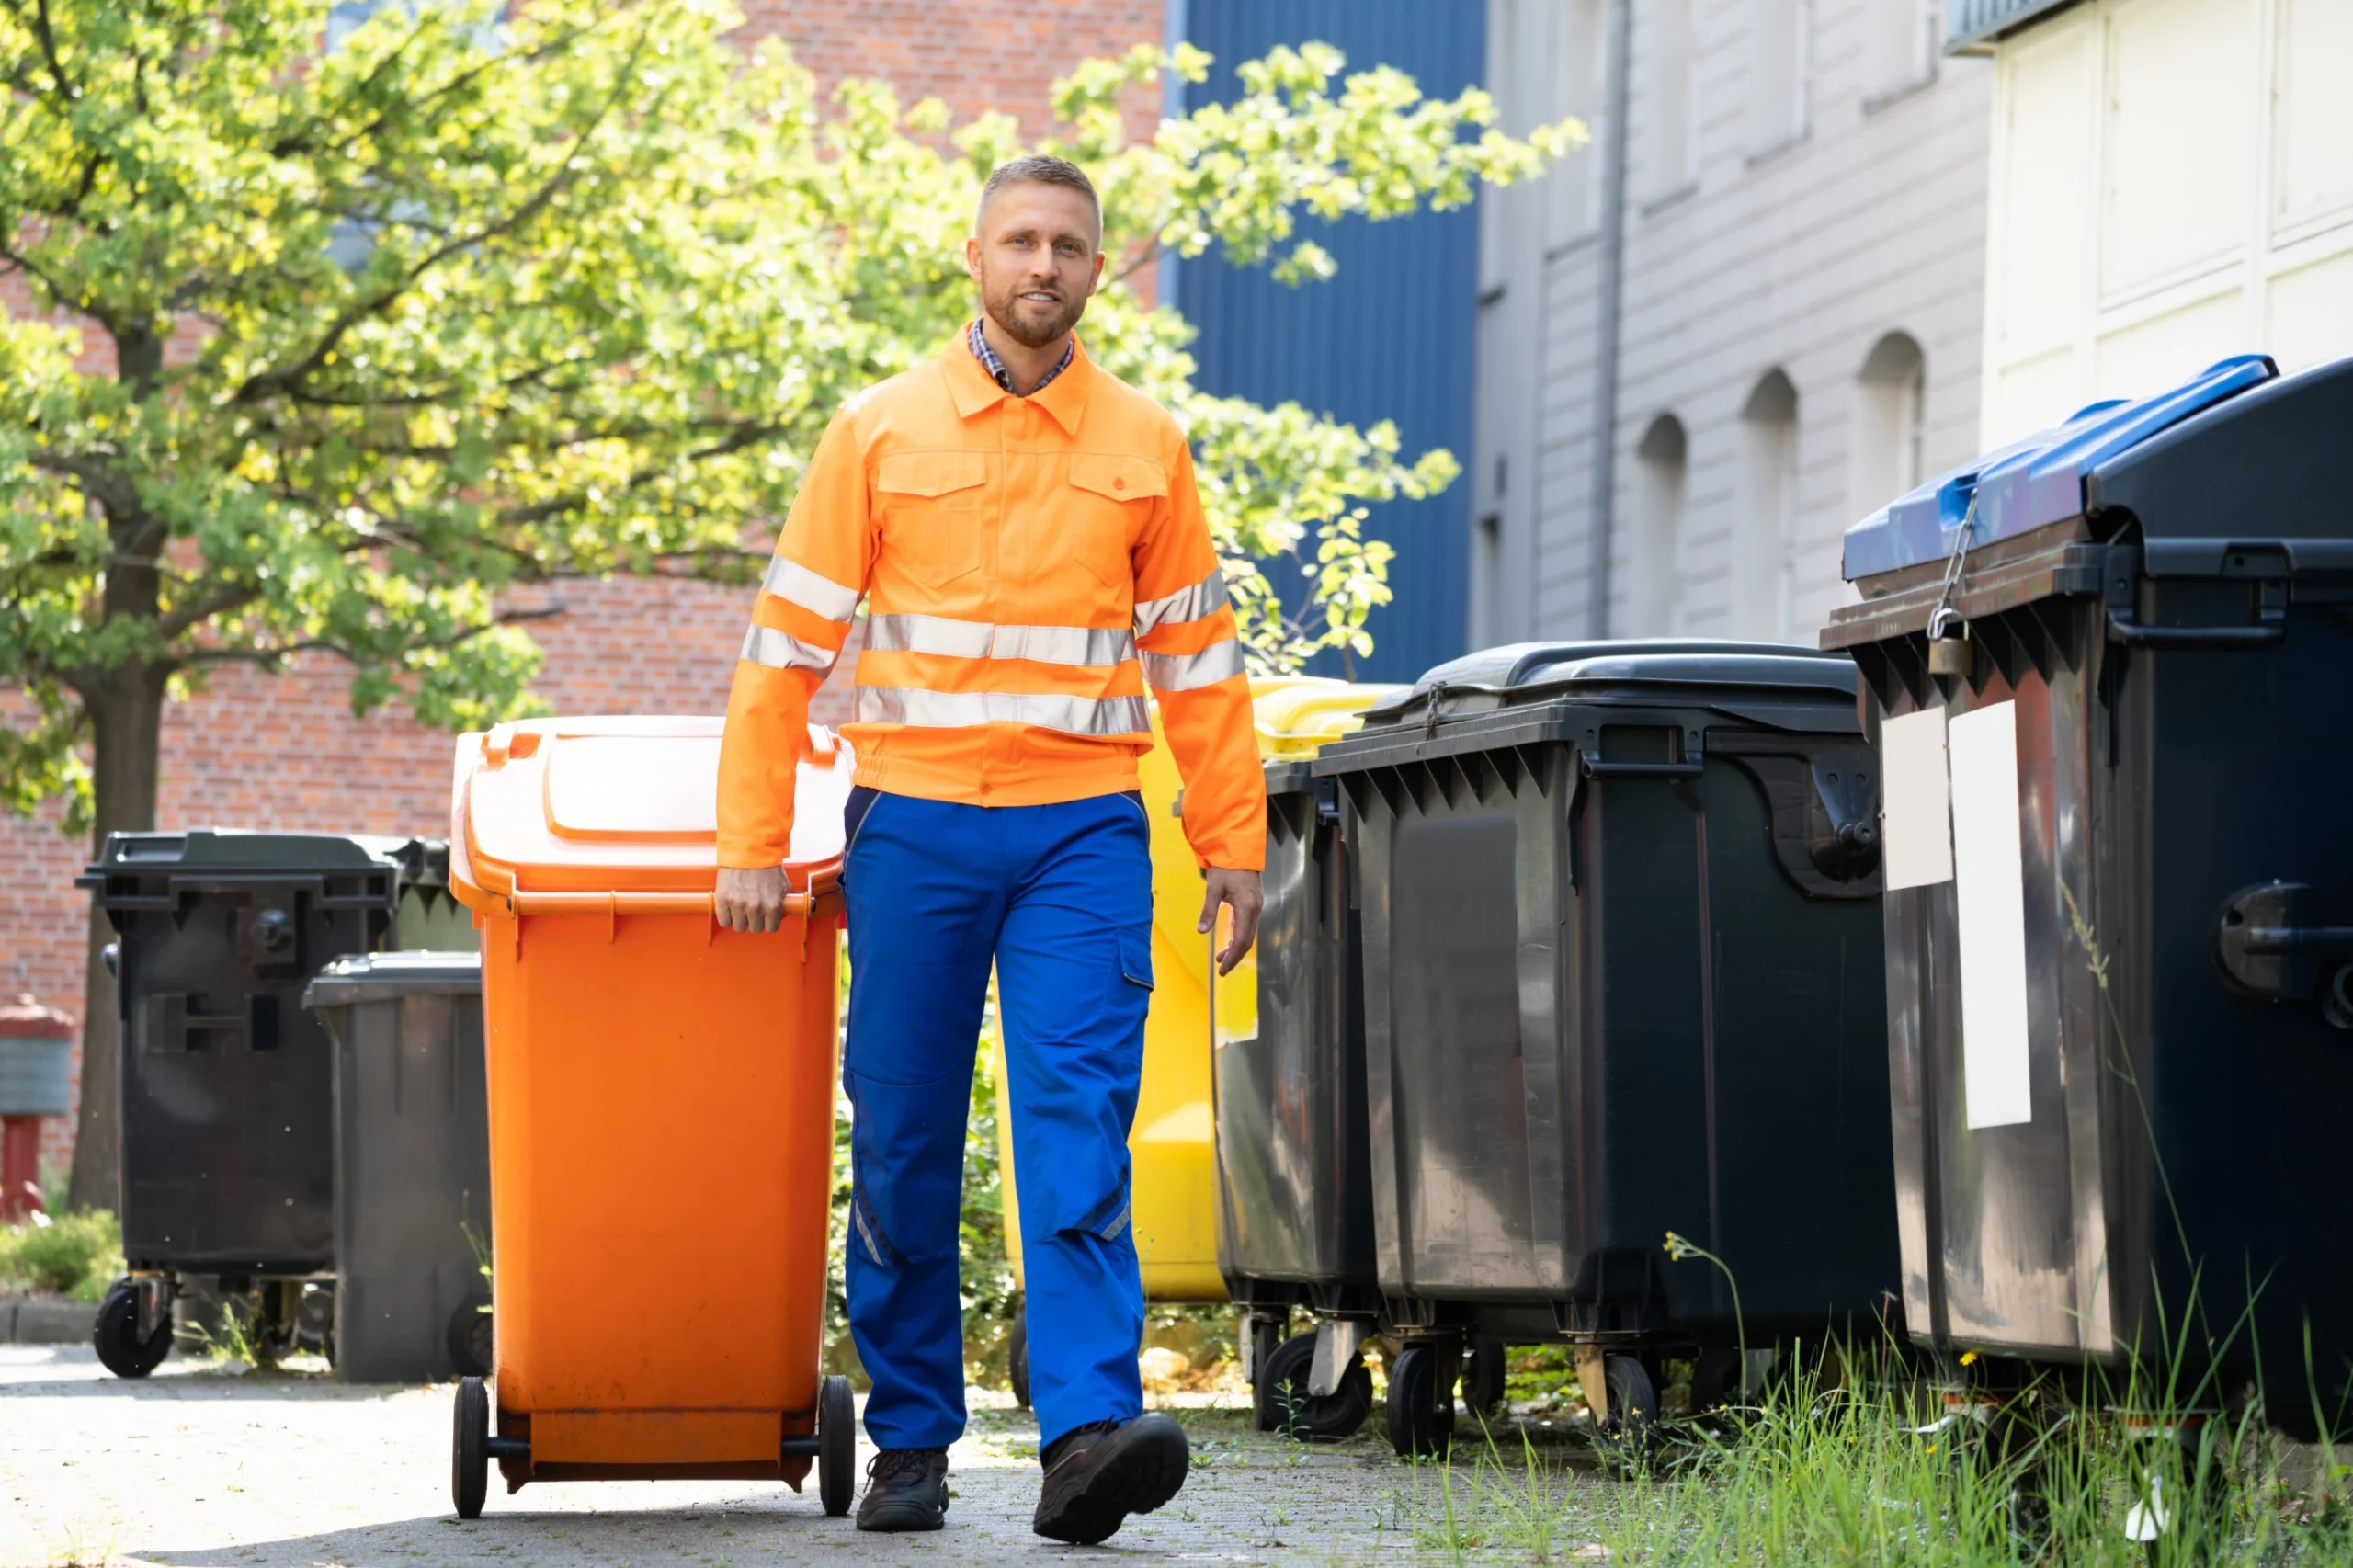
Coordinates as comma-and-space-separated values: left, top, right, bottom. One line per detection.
1821, 352, 2353, 1440
1313, 642, 1900, 1453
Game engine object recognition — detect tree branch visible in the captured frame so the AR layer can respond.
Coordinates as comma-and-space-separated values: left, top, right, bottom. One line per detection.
493, 418, 788, 529
154, 585, 261, 643
0, 239, 104, 330
269, 10, 620, 164
25, 449, 142, 520
233, 24, 658, 408
28, 0, 73, 99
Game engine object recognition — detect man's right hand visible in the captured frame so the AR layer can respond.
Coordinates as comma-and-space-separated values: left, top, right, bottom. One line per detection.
714, 864, 789, 933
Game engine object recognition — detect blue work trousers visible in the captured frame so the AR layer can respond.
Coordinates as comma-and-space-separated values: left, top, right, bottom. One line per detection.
839, 788, 1154, 1453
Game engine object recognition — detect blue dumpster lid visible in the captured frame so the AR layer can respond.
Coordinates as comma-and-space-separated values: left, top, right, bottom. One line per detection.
1841, 354, 2277, 583
303, 949, 482, 1008
1362, 641, 1857, 726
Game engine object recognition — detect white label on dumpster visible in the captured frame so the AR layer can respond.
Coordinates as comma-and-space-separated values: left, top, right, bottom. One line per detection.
1949, 700, 2033, 1130
1880, 708, 1954, 891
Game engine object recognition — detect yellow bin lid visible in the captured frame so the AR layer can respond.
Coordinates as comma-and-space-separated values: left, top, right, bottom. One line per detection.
1250, 678, 1407, 759
449, 716, 852, 914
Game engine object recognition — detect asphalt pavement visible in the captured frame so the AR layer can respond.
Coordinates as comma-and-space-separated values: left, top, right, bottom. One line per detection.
0, 1346, 1427, 1567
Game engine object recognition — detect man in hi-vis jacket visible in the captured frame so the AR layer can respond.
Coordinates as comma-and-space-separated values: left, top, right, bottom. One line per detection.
714, 155, 1265, 1544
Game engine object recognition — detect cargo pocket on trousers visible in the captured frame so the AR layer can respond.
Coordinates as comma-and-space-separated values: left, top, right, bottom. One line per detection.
1073, 1165, 1134, 1244
1118, 926, 1154, 993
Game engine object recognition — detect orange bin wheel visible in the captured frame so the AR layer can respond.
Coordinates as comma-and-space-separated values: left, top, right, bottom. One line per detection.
446, 716, 858, 1517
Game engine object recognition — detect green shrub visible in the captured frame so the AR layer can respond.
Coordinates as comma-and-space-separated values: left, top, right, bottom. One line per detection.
0, 1210, 123, 1301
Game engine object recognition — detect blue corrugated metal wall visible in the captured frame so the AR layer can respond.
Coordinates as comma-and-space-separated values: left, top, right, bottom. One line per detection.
1177, 1, 1483, 685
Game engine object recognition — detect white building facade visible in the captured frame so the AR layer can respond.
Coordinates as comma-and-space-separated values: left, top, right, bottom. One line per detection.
1961, 0, 2353, 448
1472, 0, 1994, 645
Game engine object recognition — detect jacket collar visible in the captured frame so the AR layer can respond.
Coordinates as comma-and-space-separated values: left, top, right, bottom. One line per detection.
941, 321, 1094, 437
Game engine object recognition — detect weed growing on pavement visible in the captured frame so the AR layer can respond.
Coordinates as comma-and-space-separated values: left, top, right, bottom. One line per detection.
1390, 1346, 2353, 1565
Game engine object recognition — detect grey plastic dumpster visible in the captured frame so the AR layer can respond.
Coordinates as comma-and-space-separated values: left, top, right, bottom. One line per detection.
75, 831, 448, 1378
306, 951, 490, 1384
1313, 642, 1899, 1454
1821, 351, 2353, 1441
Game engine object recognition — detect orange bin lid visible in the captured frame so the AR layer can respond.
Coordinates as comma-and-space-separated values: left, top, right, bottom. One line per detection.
448, 716, 850, 912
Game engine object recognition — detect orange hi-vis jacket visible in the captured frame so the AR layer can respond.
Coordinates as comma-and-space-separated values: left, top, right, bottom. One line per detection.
716, 327, 1267, 872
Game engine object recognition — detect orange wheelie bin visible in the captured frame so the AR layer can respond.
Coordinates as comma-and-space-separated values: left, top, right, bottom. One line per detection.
444, 716, 856, 1520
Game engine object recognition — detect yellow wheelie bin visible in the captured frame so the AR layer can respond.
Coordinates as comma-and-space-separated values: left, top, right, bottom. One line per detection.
444, 716, 858, 1519
994, 679, 1398, 1402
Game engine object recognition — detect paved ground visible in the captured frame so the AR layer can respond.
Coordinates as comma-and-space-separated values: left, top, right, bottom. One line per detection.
0, 1346, 1504, 1567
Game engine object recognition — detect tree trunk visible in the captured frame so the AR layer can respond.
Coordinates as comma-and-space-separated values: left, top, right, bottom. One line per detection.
65, 672, 168, 1216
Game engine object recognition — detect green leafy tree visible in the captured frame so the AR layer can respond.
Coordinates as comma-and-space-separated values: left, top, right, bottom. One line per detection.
0, 0, 1581, 1208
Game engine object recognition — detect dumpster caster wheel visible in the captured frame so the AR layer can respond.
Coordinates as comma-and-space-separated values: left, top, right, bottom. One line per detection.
1459, 1336, 1508, 1418
1256, 1332, 1372, 1440
453, 1376, 490, 1520
447, 1304, 494, 1379
1601, 1355, 1658, 1444
1384, 1344, 1456, 1459
93, 1279, 171, 1380
817, 1374, 856, 1518
1007, 1301, 1031, 1409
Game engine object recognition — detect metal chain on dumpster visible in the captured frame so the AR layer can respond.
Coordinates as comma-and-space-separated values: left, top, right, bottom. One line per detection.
1926, 489, 1981, 646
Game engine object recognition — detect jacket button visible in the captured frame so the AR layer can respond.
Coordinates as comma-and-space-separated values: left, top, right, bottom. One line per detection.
1113, 476, 1125, 491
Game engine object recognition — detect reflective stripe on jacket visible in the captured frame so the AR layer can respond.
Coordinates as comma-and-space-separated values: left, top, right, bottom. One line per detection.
717, 327, 1266, 871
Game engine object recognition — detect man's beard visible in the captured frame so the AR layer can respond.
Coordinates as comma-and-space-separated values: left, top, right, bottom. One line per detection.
983, 270, 1086, 347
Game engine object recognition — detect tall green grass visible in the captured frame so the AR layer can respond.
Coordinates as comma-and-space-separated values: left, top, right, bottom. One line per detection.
1398, 1345, 2353, 1565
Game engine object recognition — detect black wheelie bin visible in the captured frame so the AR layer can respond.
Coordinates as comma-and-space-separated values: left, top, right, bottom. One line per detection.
78, 831, 448, 1376
1313, 642, 1900, 1454
1212, 682, 1511, 1441
305, 950, 491, 1384
1820, 351, 2353, 1444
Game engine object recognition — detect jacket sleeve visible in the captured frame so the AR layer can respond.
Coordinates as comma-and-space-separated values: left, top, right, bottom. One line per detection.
716, 413, 873, 869
1133, 437, 1266, 871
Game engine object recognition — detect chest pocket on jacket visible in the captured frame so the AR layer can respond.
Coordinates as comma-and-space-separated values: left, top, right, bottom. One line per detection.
876, 450, 990, 591
1065, 454, 1168, 589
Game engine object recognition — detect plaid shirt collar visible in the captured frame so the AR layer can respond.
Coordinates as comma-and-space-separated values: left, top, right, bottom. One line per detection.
969, 319, 1074, 397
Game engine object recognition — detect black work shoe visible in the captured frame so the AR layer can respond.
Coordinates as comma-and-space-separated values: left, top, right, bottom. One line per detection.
857, 1446, 949, 1532
1033, 1414, 1189, 1545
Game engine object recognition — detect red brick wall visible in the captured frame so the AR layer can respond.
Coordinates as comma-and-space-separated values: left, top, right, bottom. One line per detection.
0, 0, 1162, 1184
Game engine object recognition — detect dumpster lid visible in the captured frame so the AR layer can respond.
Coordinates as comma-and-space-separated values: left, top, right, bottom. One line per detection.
1361, 641, 1855, 725
86, 829, 435, 872
1841, 354, 2277, 582
450, 715, 851, 905
1251, 678, 1405, 758
303, 950, 482, 1008
0, 994, 74, 1039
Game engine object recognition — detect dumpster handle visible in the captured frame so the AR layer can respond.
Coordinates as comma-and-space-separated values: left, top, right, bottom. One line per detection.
504, 890, 820, 918
1579, 756, 1704, 778
2105, 609, 2287, 648
2106, 574, 2287, 647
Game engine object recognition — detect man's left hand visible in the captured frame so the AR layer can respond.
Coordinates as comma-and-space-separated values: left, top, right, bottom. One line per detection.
1199, 867, 1263, 975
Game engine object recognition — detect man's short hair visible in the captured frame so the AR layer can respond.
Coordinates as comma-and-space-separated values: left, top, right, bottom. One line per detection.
974, 155, 1101, 242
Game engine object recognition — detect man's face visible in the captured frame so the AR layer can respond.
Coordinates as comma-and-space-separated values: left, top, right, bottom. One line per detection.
964, 182, 1105, 348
